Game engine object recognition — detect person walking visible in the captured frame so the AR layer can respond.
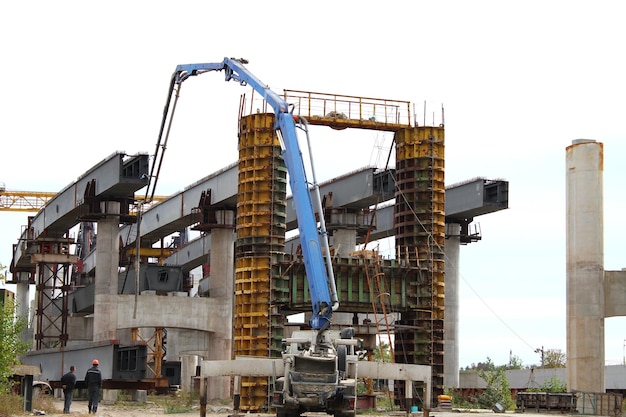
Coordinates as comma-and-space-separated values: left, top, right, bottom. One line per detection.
60, 365, 76, 414
84, 359, 102, 414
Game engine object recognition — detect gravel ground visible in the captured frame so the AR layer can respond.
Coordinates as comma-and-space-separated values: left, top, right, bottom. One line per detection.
34, 398, 566, 417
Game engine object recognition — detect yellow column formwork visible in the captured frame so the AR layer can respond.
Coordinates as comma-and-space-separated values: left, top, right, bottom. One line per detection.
235, 113, 286, 411
393, 125, 445, 398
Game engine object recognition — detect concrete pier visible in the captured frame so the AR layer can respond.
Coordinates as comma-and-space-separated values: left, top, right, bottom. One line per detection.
332, 229, 357, 258
444, 223, 461, 389
207, 227, 235, 399
93, 201, 121, 342
566, 139, 605, 392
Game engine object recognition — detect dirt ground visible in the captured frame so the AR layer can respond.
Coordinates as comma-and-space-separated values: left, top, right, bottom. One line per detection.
36, 399, 560, 417
32, 397, 219, 417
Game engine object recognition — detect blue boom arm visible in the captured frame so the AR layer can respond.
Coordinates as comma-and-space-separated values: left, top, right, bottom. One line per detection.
173, 58, 338, 329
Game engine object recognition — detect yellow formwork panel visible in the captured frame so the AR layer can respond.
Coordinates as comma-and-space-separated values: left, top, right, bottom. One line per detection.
238, 173, 272, 184
237, 227, 272, 238
235, 288, 271, 298
239, 111, 275, 129
236, 218, 285, 238
236, 256, 271, 268
236, 210, 273, 220
239, 148, 282, 161
394, 126, 445, 161
235, 314, 270, 325
234, 318, 268, 328
235, 271, 273, 280
236, 210, 283, 222
235, 267, 272, 276
239, 132, 277, 147
235, 290, 270, 299
235, 282, 271, 293
397, 144, 445, 160
235, 289, 270, 299
238, 162, 278, 174
236, 178, 275, 191
237, 191, 275, 204
238, 139, 277, 150
234, 342, 269, 353
238, 158, 285, 171
236, 270, 273, 280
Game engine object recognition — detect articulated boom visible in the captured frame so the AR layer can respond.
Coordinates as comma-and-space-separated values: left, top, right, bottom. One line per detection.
170, 57, 338, 329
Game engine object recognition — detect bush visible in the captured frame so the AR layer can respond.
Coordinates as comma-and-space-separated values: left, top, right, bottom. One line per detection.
0, 387, 57, 417
0, 391, 22, 417
32, 390, 57, 414
0, 299, 29, 390
449, 388, 476, 409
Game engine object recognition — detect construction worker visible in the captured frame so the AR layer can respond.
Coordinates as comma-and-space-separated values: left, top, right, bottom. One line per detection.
84, 359, 102, 414
60, 365, 76, 414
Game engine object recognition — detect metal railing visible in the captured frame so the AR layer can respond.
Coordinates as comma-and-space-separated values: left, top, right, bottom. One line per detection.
284, 90, 412, 126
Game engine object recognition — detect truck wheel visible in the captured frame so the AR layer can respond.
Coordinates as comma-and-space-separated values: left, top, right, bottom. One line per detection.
334, 411, 355, 417
337, 345, 347, 373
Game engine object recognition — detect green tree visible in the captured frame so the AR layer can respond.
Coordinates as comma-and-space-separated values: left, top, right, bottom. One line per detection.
0, 266, 29, 394
539, 374, 567, 392
477, 357, 514, 410
542, 349, 566, 368
508, 353, 524, 370
373, 340, 391, 362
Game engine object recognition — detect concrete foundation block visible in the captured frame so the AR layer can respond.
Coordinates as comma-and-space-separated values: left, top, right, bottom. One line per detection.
132, 389, 148, 403
102, 389, 118, 404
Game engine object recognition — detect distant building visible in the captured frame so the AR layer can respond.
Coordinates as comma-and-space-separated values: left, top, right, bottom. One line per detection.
459, 366, 626, 396
0, 287, 15, 306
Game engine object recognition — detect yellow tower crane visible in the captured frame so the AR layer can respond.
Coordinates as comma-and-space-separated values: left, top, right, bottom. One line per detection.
0, 183, 56, 212
0, 183, 166, 212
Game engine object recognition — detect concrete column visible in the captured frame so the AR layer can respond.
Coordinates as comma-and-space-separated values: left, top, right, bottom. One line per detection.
443, 223, 461, 389
180, 354, 199, 393
332, 229, 357, 258
566, 139, 605, 392
15, 280, 30, 343
207, 227, 235, 399
93, 201, 121, 342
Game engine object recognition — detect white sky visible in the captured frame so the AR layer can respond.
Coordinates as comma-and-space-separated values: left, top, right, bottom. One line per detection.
1, 1, 625, 369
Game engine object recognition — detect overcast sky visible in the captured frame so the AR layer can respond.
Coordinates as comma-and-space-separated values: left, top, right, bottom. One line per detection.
1, 1, 625, 369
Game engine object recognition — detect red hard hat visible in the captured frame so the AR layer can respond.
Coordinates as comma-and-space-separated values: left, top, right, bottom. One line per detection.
92, 359, 99, 365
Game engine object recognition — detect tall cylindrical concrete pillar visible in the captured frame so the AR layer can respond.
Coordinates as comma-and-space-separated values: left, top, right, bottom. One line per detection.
565, 139, 605, 392
444, 223, 461, 389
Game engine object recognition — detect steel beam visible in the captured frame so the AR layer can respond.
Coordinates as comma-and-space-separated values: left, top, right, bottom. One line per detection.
12, 152, 149, 272
120, 162, 238, 249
